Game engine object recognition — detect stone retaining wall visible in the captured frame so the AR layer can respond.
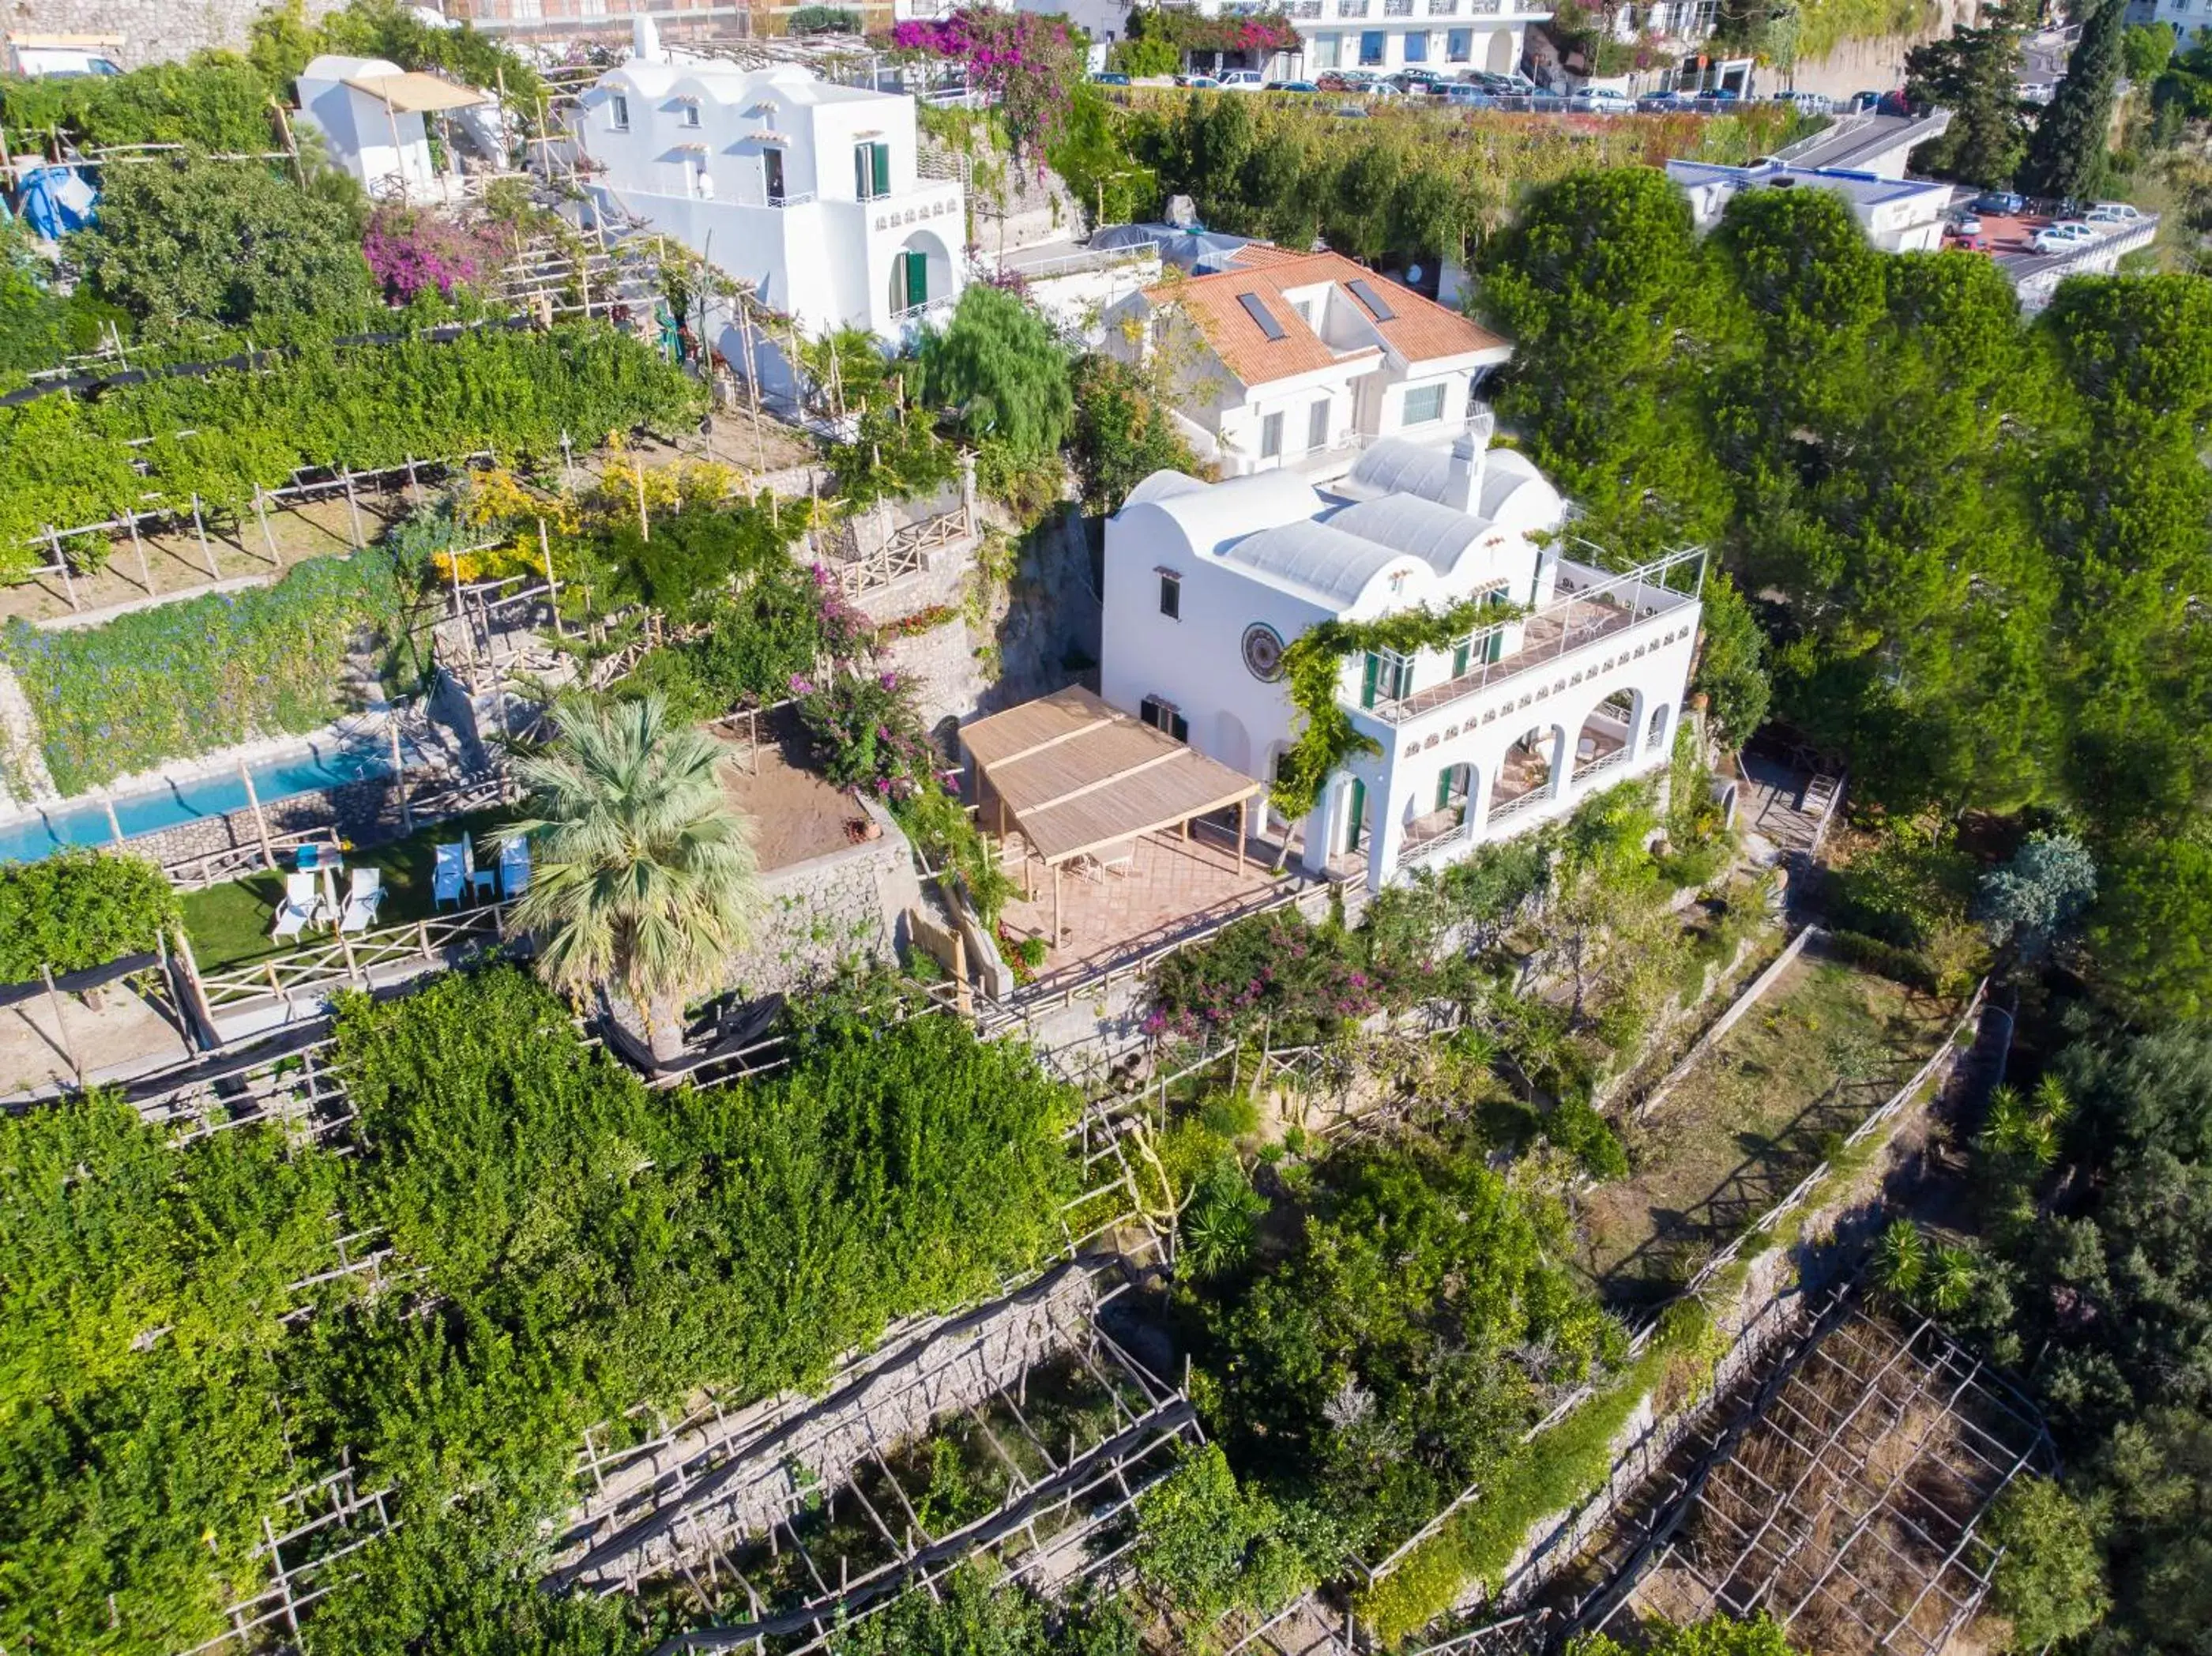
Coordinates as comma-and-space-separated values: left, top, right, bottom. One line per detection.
10, 0, 342, 68
727, 798, 924, 999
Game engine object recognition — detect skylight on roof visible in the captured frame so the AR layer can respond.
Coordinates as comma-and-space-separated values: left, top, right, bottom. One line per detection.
1236, 292, 1287, 341
1346, 277, 1398, 322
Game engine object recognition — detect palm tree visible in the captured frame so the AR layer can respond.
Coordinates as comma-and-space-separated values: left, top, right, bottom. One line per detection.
498, 693, 759, 1061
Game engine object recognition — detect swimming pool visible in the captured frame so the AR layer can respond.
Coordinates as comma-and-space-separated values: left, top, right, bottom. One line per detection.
0, 738, 410, 866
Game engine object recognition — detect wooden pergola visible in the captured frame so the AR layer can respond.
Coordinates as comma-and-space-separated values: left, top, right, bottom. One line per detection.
961, 687, 1266, 943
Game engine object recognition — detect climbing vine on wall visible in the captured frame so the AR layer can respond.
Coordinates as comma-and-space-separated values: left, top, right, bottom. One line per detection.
1269, 593, 1527, 824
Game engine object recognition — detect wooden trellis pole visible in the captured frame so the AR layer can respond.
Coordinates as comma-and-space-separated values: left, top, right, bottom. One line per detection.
125, 510, 152, 593
190, 494, 219, 580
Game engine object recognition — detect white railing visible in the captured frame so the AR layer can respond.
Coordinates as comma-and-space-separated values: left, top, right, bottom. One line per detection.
1393, 811, 1475, 872
893, 295, 957, 324
1364, 545, 1706, 728
1572, 744, 1634, 785
766, 190, 817, 209
1485, 784, 1558, 830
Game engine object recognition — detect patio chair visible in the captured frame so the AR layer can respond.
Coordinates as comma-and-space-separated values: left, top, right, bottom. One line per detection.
498, 837, 531, 900
432, 841, 468, 910
271, 871, 325, 941
339, 867, 384, 935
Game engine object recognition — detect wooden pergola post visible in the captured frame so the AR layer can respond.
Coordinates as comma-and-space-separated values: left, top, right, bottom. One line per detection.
342, 467, 366, 549
253, 487, 279, 564
40, 964, 82, 1089
239, 760, 276, 871
126, 510, 152, 593
1238, 796, 1249, 869
1051, 860, 1063, 946
103, 794, 124, 846
391, 721, 412, 834
45, 527, 77, 612
191, 494, 219, 580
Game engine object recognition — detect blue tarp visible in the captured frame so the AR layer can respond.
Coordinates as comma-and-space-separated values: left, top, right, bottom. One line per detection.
16, 166, 97, 240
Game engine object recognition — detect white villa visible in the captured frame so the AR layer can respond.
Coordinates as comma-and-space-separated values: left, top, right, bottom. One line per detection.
572, 21, 966, 344
1103, 248, 1513, 479
295, 55, 491, 203
1297, 0, 1552, 75
1100, 425, 1703, 893
1665, 159, 1952, 253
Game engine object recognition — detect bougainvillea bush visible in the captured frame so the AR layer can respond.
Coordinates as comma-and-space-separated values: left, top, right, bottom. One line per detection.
891, 8, 1081, 164
1124, 6, 1300, 55
1145, 909, 1386, 1044
362, 206, 507, 303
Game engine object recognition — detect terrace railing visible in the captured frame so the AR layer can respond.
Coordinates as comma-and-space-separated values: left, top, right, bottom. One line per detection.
190, 901, 515, 1014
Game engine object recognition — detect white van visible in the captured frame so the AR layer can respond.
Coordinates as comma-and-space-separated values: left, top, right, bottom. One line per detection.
6, 33, 124, 77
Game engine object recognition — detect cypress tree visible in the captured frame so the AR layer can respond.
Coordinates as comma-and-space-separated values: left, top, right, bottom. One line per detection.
2020, 0, 2126, 201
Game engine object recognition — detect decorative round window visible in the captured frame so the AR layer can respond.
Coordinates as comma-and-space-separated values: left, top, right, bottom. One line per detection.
1241, 623, 1286, 683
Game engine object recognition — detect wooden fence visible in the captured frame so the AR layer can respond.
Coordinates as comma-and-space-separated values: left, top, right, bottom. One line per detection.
189, 901, 514, 1014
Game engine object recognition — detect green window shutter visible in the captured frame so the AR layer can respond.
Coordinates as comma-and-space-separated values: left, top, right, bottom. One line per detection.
1346, 777, 1367, 852
1360, 651, 1381, 709
871, 141, 890, 198
1436, 770, 1453, 811
1451, 638, 1471, 678
1488, 630, 1504, 664
855, 144, 868, 198
905, 246, 928, 309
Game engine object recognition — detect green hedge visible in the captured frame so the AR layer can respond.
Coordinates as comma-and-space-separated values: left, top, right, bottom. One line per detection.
0, 549, 403, 794
2, 967, 1082, 1654
0, 848, 177, 981
1822, 928, 1943, 994
0, 322, 705, 575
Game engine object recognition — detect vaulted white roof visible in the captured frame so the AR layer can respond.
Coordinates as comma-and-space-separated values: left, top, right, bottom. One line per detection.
1326, 495, 1492, 579
1221, 519, 1410, 609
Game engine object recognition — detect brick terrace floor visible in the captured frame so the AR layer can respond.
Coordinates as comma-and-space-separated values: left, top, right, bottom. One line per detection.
996, 817, 1300, 982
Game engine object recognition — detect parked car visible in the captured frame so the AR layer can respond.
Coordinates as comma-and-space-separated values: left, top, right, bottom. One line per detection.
1440, 82, 1492, 106
2086, 200, 2143, 222
1090, 71, 1131, 85
1694, 85, 1743, 102
1848, 88, 1884, 111
2032, 222, 2097, 253
1637, 89, 1691, 111
1946, 231, 1991, 253
1217, 70, 1268, 91
1266, 78, 1322, 92
1570, 86, 1634, 113
2018, 81, 2056, 104
1773, 88, 1834, 113
1174, 73, 1221, 88
1970, 190, 2027, 216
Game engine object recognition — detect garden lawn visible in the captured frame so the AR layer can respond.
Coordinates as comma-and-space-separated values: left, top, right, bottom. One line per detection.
1575, 950, 1954, 1307
179, 808, 512, 973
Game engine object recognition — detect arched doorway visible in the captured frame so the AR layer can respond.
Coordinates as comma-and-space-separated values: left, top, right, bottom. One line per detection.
1646, 702, 1672, 754
888, 228, 954, 321
1484, 28, 1515, 73
1214, 710, 1253, 775
1490, 723, 1564, 824
1573, 688, 1642, 785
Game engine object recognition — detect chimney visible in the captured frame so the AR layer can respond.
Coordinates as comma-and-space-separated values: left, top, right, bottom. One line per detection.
1447, 407, 1493, 514
631, 14, 664, 62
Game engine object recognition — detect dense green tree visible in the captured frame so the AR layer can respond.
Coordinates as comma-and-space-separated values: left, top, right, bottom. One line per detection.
2086, 837, 2212, 1022
1477, 168, 1730, 560
2020, 0, 2127, 201
2041, 274, 2212, 835
1068, 353, 1198, 514
1905, 0, 2034, 186
2123, 20, 2177, 86
917, 283, 1075, 461
1690, 570, 1770, 749
73, 154, 377, 333
1984, 1477, 2111, 1650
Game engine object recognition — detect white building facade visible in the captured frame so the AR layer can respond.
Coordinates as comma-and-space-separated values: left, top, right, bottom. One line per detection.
573, 25, 965, 344
1100, 431, 1703, 894
1103, 248, 1513, 478
1666, 159, 1951, 253
296, 55, 487, 202
1292, 0, 1550, 77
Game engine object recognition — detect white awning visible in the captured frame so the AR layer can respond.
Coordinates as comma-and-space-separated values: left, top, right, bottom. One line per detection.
341, 71, 490, 114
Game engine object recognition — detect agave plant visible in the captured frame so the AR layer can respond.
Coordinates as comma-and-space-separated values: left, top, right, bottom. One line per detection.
498, 692, 760, 1059
1875, 1218, 1928, 1297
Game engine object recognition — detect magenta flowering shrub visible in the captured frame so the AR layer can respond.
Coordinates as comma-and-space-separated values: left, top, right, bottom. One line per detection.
890, 9, 1080, 163
1145, 912, 1385, 1044
362, 206, 505, 303
793, 667, 940, 802
1127, 6, 1300, 55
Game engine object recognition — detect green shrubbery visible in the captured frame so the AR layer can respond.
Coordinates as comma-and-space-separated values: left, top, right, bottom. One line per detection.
0, 965, 1082, 1654
0, 322, 702, 574
0, 548, 403, 793
0, 849, 178, 980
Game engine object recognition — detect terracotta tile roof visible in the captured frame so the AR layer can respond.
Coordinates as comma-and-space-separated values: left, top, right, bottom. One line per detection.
1145, 248, 1510, 388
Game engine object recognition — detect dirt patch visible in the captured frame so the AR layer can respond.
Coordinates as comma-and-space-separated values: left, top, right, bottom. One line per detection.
712, 708, 867, 873
1576, 950, 1954, 1307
